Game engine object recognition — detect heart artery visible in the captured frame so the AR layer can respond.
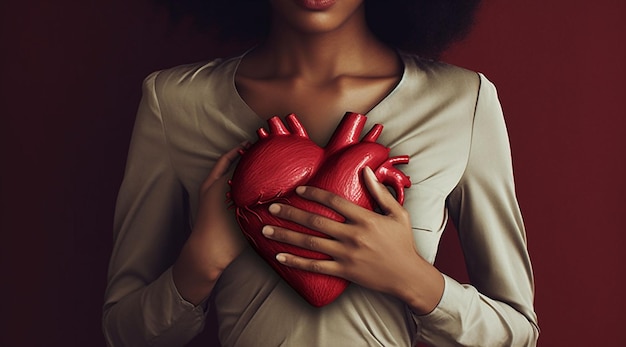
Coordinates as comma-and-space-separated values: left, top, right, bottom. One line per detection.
228, 112, 411, 306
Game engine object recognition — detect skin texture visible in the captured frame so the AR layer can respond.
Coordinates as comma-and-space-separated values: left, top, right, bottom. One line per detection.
172, 145, 248, 305
236, 0, 402, 144
172, 0, 445, 315
265, 167, 444, 314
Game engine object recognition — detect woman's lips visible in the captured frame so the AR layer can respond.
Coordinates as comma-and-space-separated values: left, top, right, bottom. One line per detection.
295, 0, 336, 11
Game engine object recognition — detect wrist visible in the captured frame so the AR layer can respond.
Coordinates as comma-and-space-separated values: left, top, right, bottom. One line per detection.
172, 261, 219, 305
172, 239, 222, 305
395, 257, 445, 315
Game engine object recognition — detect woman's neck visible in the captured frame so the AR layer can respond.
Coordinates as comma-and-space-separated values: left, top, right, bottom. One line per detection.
245, 7, 398, 83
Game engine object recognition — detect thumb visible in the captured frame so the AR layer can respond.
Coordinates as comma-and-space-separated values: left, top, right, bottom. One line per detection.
363, 166, 402, 215
202, 143, 247, 190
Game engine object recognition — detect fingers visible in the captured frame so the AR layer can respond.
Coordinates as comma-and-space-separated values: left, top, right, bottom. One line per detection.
267, 203, 345, 239
262, 225, 340, 255
263, 205, 344, 277
292, 185, 370, 223
211, 143, 247, 179
274, 252, 342, 277
202, 142, 249, 190
362, 166, 403, 216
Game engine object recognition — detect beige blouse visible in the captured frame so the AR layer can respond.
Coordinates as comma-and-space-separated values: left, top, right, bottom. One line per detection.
103, 52, 539, 346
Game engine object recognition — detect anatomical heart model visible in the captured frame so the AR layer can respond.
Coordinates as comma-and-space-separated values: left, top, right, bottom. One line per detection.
228, 112, 411, 307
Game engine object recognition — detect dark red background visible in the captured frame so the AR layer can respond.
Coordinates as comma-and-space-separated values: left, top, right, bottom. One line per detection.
1, 0, 624, 346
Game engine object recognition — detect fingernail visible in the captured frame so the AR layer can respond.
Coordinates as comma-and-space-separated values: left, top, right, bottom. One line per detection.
364, 166, 379, 181
276, 254, 287, 263
296, 186, 306, 194
269, 204, 281, 214
262, 226, 274, 237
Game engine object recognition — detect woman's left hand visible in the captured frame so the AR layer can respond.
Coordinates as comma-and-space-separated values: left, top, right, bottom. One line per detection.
262, 166, 444, 314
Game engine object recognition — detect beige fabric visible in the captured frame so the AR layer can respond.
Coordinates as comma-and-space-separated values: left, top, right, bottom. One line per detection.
103, 53, 539, 347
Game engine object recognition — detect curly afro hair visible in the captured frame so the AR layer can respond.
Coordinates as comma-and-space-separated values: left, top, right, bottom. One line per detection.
154, 0, 482, 58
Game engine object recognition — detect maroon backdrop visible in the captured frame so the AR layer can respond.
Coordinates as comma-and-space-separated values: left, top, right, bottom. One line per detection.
1, 0, 624, 346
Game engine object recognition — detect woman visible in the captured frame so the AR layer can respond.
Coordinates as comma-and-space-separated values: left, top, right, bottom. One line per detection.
103, 0, 539, 346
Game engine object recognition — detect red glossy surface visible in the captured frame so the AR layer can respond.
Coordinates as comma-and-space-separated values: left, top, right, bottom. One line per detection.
229, 112, 411, 306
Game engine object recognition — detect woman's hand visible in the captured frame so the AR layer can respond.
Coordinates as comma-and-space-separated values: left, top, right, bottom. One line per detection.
262, 166, 445, 314
172, 144, 249, 305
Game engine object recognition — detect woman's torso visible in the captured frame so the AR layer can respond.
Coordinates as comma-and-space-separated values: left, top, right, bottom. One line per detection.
150, 52, 480, 346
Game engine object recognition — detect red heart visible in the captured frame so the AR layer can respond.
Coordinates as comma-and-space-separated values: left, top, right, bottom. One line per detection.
228, 112, 411, 307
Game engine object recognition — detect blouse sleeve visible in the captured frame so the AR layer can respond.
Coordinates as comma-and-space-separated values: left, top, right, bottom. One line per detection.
412, 74, 540, 346
102, 72, 206, 347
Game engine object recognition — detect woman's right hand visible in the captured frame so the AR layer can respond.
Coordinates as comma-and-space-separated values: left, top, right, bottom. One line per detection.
172, 144, 249, 305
